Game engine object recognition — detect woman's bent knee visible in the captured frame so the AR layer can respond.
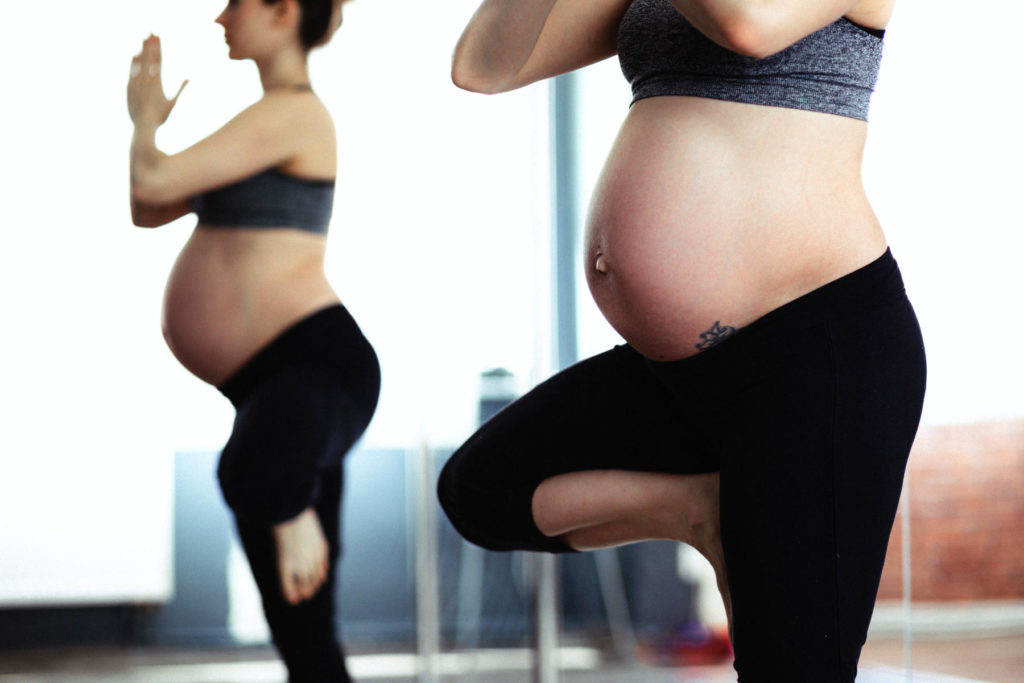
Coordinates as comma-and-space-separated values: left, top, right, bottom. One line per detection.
218, 453, 313, 525
436, 458, 502, 550
437, 455, 575, 554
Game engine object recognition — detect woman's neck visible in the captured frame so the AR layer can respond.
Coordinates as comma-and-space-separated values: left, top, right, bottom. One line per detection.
256, 48, 312, 92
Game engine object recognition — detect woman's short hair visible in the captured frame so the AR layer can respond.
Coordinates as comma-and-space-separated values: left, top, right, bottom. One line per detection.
265, 0, 346, 50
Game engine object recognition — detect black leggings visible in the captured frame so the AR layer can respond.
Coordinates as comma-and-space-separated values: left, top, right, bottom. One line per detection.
218, 304, 380, 683
438, 250, 926, 682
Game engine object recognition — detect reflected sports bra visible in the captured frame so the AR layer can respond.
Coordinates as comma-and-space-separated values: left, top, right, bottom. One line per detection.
618, 0, 885, 120
191, 168, 335, 235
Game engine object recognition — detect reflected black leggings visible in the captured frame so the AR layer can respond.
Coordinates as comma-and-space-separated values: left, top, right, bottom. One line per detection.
438, 250, 926, 682
218, 305, 380, 683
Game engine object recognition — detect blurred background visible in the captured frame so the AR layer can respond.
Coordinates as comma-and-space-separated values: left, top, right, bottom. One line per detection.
0, 0, 1021, 681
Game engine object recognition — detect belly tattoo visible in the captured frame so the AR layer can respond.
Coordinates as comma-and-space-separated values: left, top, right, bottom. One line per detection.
696, 321, 736, 351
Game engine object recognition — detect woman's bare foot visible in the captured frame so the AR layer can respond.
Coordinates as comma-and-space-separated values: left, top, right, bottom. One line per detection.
272, 507, 329, 605
532, 469, 734, 639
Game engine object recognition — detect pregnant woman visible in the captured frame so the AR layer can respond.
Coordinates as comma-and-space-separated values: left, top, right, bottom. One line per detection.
128, 1, 377, 680
437, 0, 925, 680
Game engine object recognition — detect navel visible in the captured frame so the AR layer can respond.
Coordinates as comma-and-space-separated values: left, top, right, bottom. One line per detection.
594, 253, 609, 275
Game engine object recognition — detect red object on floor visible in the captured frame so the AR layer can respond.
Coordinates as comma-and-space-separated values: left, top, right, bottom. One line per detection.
669, 624, 733, 666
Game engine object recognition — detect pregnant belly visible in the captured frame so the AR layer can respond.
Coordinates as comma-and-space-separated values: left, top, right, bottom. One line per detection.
161, 229, 338, 386
583, 97, 886, 361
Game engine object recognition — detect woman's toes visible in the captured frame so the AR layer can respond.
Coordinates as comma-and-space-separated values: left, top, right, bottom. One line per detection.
297, 573, 313, 601
318, 558, 329, 584
280, 571, 301, 605
273, 507, 330, 604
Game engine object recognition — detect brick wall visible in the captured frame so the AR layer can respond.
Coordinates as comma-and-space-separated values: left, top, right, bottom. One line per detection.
877, 418, 1024, 601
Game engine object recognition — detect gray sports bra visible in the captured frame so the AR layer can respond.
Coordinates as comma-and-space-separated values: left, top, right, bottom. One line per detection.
191, 168, 335, 235
618, 0, 885, 120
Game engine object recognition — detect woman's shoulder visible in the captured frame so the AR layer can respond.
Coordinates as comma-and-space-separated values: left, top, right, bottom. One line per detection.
240, 90, 335, 146
253, 89, 332, 124
251, 91, 335, 175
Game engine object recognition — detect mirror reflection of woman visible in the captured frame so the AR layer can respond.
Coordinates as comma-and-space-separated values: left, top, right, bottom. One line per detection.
438, 0, 925, 680
127, 1, 377, 680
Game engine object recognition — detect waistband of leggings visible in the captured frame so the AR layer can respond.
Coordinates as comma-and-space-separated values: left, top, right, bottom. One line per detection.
646, 247, 906, 377
218, 303, 361, 406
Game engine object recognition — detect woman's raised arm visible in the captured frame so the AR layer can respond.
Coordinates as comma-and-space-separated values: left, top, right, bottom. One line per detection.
127, 35, 318, 222
667, 0, 891, 58
452, 0, 634, 94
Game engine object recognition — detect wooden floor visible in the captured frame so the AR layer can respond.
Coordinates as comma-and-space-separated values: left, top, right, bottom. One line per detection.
1, 636, 1021, 683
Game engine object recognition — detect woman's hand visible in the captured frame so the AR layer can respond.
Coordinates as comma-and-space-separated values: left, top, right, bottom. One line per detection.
128, 34, 187, 127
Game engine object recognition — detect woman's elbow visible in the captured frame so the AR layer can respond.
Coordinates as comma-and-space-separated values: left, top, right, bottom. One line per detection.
130, 185, 180, 228
450, 46, 516, 94
451, 61, 502, 94
131, 215, 160, 229
450, 58, 479, 92
129, 198, 162, 228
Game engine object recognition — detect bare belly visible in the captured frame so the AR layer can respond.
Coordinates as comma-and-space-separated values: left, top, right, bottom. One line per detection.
584, 96, 888, 361
161, 227, 340, 386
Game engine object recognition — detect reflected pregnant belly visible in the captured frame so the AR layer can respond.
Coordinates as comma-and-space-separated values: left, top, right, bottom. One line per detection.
161, 227, 339, 386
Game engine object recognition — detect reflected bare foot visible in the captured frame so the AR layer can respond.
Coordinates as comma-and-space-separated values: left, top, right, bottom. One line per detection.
272, 507, 329, 605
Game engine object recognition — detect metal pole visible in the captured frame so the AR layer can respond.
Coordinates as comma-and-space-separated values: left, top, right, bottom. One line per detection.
901, 472, 913, 681
532, 69, 580, 683
415, 442, 441, 683
534, 553, 561, 683
595, 548, 637, 663
551, 73, 579, 372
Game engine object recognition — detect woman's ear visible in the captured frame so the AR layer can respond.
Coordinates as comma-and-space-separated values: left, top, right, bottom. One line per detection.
273, 0, 302, 32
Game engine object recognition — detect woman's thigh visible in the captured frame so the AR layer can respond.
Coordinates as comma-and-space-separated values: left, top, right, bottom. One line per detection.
219, 366, 364, 525
437, 344, 718, 552
720, 301, 925, 681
